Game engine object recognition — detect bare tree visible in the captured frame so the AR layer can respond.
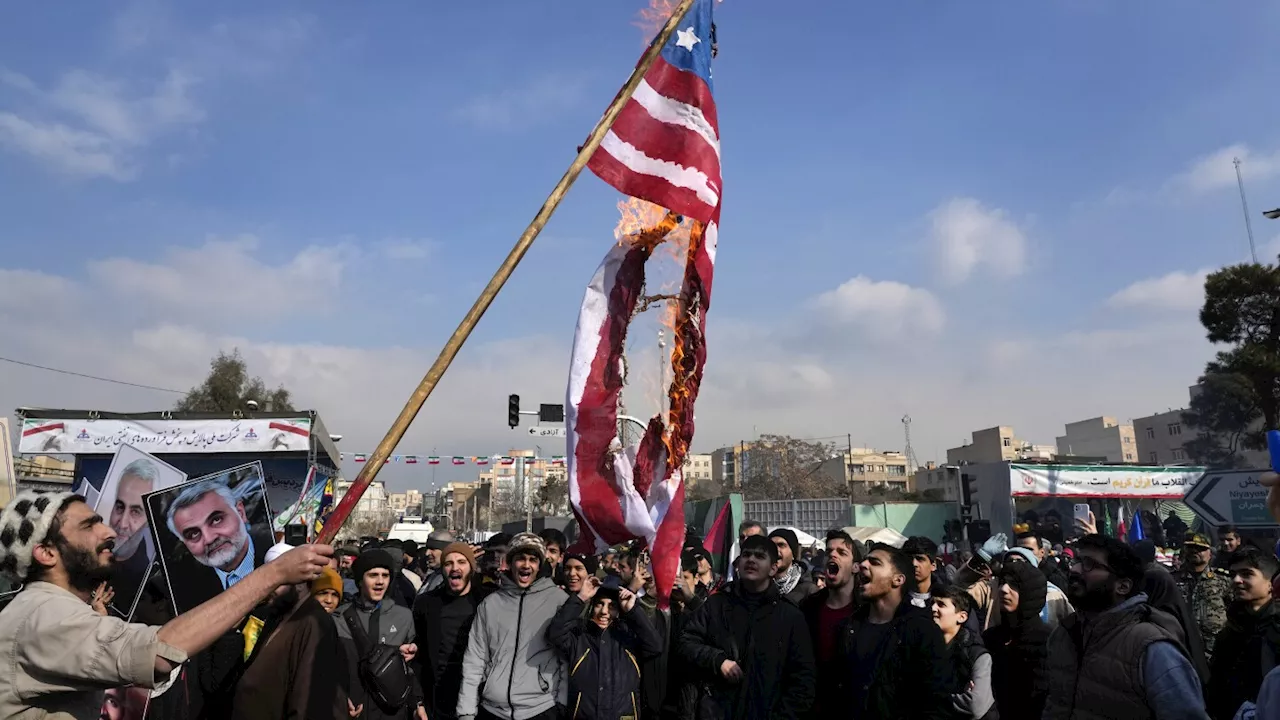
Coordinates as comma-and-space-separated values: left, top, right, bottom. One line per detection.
740, 435, 846, 501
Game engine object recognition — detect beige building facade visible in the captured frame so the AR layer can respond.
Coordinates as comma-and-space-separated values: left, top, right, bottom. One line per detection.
1055, 416, 1137, 463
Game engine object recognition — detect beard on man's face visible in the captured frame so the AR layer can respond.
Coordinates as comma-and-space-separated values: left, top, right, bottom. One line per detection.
196, 519, 250, 571
62, 537, 116, 593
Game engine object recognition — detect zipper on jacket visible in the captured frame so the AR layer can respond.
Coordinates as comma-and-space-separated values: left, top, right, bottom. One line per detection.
507, 590, 526, 720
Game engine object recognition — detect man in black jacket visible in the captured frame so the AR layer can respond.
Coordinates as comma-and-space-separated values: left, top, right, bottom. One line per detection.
1207, 547, 1280, 720
800, 529, 861, 718
839, 542, 952, 720
982, 559, 1049, 719
678, 535, 816, 719
413, 543, 491, 720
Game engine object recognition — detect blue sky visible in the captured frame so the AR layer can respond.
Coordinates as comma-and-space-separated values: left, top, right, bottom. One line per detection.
4, 1, 1280, 492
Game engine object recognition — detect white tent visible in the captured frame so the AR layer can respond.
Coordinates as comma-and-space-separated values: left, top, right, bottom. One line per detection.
843, 526, 907, 548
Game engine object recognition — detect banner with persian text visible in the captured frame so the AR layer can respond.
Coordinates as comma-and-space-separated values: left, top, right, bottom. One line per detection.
19, 418, 312, 455
1010, 463, 1204, 498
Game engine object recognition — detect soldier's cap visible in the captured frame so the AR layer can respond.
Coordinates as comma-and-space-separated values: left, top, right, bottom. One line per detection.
1183, 533, 1213, 549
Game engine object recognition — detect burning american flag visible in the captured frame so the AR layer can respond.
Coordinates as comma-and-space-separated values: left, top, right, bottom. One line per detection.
567, 0, 721, 610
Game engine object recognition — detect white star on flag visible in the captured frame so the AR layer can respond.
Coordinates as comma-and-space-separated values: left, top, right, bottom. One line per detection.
676, 27, 700, 51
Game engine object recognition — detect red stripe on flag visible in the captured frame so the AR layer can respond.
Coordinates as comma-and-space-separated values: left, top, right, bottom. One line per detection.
268, 422, 310, 437
645, 57, 719, 134
22, 422, 64, 437
702, 500, 731, 557
610, 99, 720, 187
587, 148, 716, 225
651, 480, 686, 610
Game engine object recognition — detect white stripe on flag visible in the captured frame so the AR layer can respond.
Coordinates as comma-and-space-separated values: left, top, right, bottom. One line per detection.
599, 131, 720, 208
705, 220, 718, 263
631, 80, 720, 157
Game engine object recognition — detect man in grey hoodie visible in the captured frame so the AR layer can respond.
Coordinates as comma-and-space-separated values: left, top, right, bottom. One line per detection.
458, 532, 568, 720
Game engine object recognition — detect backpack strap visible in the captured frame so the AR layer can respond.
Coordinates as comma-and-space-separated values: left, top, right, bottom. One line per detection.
343, 605, 373, 657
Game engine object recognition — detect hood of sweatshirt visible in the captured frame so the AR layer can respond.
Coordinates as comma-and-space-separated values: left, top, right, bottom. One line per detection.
999, 560, 1047, 626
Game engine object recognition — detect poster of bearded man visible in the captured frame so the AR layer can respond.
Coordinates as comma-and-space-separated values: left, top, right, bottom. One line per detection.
143, 461, 274, 615
92, 444, 187, 620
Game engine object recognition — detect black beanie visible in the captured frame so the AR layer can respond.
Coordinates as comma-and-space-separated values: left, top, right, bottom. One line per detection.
352, 549, 395, 581
564, 552, 599, 575
768, 528, 799, 559
741, 534, 779, 563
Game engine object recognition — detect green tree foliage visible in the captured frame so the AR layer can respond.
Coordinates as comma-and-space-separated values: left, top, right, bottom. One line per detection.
1183, 263, 1280, 466
739, 435, 847, 501
1182, 372, 1260, 468
175, 349, 296, 413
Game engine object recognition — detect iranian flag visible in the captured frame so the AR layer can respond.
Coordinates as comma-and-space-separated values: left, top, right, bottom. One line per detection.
551, 456, 565, 465
405, 456, 419, 464
500, 457, 515, 465
427, 456, 440, 465
354, 454, 367, 463
474, 457, 491, 466
451, 457, 466, 465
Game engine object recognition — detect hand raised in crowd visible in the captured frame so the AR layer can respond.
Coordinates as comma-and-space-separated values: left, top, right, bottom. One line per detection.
720, 659, 743, 683
415, 703, 429, 719
271, 544, 334, 585
618, 587, 637, 613
1260, 471, 1280, 524
90, 582, 113, 616
347, 699, 363, 717
1076, 510, 1098, 535
399, 643, 418, 662
578, 575, 602, 603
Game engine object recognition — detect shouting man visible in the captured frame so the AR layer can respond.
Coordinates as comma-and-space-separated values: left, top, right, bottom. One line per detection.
414, 543, 492, 720
458, 532, 568, 720
0, 491, 331, 718
800, 529, 861, 717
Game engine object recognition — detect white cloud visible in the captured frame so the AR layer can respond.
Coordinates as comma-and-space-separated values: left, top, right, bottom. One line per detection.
87, 235, 350, 321
379, 238, 434, 261
0, 233, 1219, 491
930, 197, 1028, 284
1173, 143, 1280, 194
456, 74, 586, 130
811, 275, 945, 341
0, 67, 203, 180
1107, 268, 1210, 312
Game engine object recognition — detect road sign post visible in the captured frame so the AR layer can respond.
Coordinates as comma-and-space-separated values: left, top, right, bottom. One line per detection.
1184, 469, 1276, 528
528, 426, 567, 438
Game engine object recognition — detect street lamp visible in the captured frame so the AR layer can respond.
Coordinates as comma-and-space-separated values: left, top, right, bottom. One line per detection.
1264, 209, 1280, 220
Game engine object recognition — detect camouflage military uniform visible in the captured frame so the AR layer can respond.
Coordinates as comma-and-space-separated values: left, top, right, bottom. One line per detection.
1175, 565, 1229, 660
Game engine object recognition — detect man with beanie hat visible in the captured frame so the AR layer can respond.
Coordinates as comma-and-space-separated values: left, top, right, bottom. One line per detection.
233, 543, 346, 720
1002, 547, 1074, 630
336, 549, 426, 719
458, 532, 568, 720
678, 534, 816, 718
561, 552, 598, 595
0, 491, 332, 719
414, 542, 492, 720
770, 528, 818, 604
983, 558, 1051, 718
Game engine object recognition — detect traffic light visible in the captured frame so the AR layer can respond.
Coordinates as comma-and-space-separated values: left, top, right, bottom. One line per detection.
539, 403, 565, 423
960, 473, 976, 507
508, 394, 520, 429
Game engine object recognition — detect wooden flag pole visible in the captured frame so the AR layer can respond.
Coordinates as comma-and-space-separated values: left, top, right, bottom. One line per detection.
317, 0, 698, 544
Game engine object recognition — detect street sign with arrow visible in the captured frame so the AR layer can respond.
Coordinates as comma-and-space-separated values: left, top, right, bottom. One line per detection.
1183, 469, 1275, 528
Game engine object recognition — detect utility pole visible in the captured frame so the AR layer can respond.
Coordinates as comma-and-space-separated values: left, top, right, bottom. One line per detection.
1235, 157, 1259, 263
518, 456, 531, 532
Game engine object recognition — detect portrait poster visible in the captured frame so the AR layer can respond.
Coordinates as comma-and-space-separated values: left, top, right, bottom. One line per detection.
98, 685, 150, 720
144, 461, 274, 615
93, 444, 187, 620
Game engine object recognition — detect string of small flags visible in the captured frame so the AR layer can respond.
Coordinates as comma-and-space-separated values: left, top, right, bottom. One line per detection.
338, 452, 566, 467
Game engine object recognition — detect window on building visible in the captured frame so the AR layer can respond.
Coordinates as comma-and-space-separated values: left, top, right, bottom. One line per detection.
850, 464, 865, 474
1149, 451, 1158, 463
1146, 427, 1155, 439
1124, 452, 1133, 461
1168, 423, 1182, 436
1171, 448, 1186, 461
1002, 437, 1012, 447
1123, 436, 1132, 444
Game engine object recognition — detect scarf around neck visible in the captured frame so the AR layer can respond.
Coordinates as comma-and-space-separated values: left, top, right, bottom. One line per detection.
775, 562, 802, 595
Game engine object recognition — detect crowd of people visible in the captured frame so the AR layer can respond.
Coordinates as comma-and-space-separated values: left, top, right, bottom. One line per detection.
6, 487, 1280, 719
